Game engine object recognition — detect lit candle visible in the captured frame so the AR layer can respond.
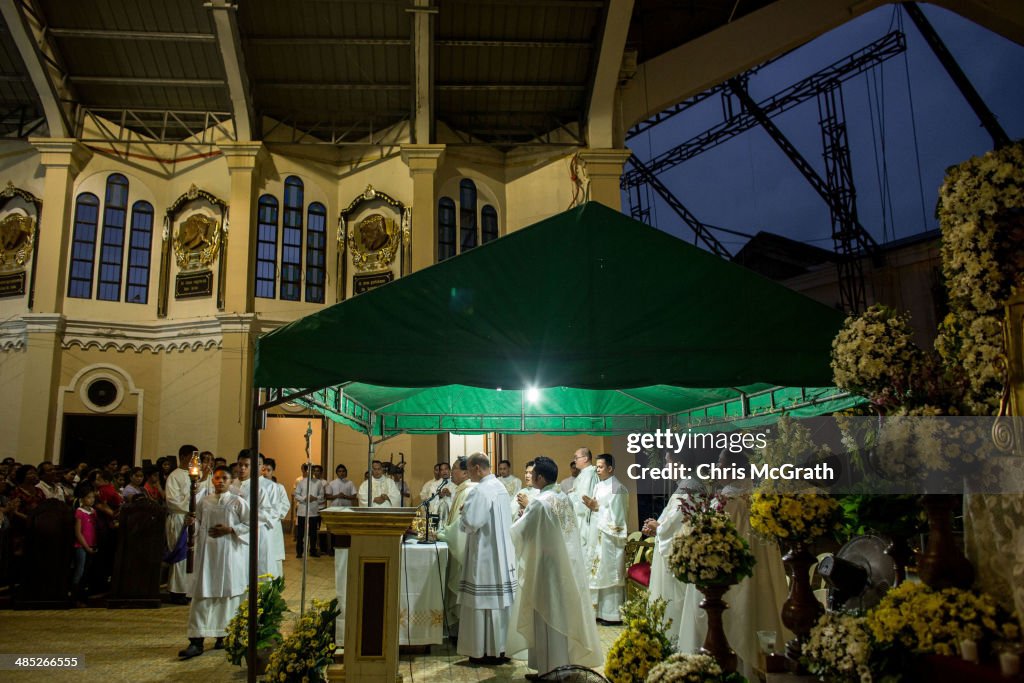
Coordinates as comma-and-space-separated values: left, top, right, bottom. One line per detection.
1000, 652, 1020, 676
960, 639, 978, 664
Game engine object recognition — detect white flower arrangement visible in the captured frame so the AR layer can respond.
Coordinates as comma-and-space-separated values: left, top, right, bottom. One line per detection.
802, 612, 873, 683
668, 509, 755, 587
645, 653, 726, 683
935, 142, 1024, 416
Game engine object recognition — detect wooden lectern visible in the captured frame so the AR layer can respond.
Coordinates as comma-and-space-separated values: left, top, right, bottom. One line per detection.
320, 507, 417, 683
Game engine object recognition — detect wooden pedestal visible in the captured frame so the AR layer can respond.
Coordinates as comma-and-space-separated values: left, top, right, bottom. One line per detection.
320, 507, 416, 683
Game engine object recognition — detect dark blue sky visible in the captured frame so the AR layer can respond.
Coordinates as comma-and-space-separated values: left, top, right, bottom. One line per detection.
627, 3, 1024, 252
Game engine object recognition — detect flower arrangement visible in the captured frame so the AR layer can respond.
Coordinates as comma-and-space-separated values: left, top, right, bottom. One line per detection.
264, 598, 341, 683
803, 612, 873, 683
605, 596, 674, 683
755, 416, 832, 469
668, 508, 755, 587
866, 581, 1020, 659
645, 652, 743, 683
831, 305, 925, 409
749, 491, 843, 545
935, 141, 1024, 416
224, 574, 288, 666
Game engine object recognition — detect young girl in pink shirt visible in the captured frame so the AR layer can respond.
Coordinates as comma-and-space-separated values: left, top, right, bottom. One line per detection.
72, 486, 98, 606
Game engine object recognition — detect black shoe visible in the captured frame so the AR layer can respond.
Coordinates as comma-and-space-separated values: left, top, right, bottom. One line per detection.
310, 552, 321, 558
169, 593, 188, 605
178, 643, 204, 659
525, 674, 541, 681
468, 656, 487, 665
213, 638, 224, 650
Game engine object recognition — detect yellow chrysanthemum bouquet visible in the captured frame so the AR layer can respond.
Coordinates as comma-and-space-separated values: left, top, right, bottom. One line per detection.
224, 574, 288, 666
605, 597, 674, 683
265, 598, 341, 683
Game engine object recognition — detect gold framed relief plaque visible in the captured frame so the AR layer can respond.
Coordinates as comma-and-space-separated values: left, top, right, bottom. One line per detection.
339, 185, 410, 298
173, 213, 221, 271
0, 213, 34, 271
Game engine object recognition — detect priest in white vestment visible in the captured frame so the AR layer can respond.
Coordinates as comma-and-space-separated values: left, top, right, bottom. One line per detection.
559, 460, 579, 494
497, 460, 522, 498
358, 460, 402, 508
436, 456, 477, 637
569, 448, 598, 561
179, 466, 250, 659
229, 452, 273, 579
675, 452, 789, 680
642, 478, 701, 644
261, 457, 289, 579
511, 460, 539, 522
165, 446, 197, 602
419, 463, 443, 504
583, 454, 628, 622
508, 457, 602, 678
457, 453, 517, 663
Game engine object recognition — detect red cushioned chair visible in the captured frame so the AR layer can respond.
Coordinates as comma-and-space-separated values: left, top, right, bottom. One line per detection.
624, 531, 655, 602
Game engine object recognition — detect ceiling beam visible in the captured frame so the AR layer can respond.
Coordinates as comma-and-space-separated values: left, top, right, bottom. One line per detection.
585, 0, 634, 148
437, 83, 586, 91
47, 27, 216, 42
206, 1, 254, 140
246, 36, 410, 46
0, 0, 74, 136
436, 39, 592, 49
72, 76, 225, 87
408, 0, 435, 144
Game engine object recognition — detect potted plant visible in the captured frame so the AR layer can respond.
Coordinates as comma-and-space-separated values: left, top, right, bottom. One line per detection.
224, 575, 288, 674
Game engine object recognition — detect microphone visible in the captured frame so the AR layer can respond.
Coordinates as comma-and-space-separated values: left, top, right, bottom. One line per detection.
421, 478, 450, 507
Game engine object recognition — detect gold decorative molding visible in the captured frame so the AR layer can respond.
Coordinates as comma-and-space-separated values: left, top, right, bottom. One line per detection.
0, 213, 35, 270
172, 214, 221, 271
339, 185, 411, 276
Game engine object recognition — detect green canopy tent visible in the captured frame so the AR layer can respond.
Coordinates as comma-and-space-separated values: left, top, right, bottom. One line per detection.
253, 201, 855, 433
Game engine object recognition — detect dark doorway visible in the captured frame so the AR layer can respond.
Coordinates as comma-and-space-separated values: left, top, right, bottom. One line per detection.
60, 414, 136, 470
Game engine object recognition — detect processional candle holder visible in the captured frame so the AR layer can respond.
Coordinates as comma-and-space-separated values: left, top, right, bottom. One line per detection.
186, 451, 201, 573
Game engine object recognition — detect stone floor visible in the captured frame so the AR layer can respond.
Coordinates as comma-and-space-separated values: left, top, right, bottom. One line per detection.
0, 553, 620, 682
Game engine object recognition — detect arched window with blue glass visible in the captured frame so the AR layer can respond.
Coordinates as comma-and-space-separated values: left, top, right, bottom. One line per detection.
68, 193, 100, 299
305, 202, 327, 303
438, 197, 456, 261
125, 200, 154, 304
481, 205, 498, 244
255, 194, 279, 299
280, 176, 304, 301
97, 173, 129, 301
459, 179, 477, 253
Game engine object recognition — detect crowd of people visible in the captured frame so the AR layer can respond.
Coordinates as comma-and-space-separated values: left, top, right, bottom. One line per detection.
3, 445, 780, 679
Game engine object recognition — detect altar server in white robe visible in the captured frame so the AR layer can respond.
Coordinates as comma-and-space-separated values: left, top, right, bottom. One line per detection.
358, 460, 402, 508
165, 445, 198, 602
262, 457, 289, 579
508, 457, 602, 678
497, 460, 522, 498
675, 451, 789, 681
419, 463, 443, 504
511, 460, 539, 522
457, 452, 517, 663
179, 466, 250, 659
582, 453, 629, 622
230, 452, 273, 578
436, 456, 476, 636
642, 478, 702, 644
325, 464, 358, 508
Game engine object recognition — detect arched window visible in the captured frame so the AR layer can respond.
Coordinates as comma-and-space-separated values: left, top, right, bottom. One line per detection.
68, 193, 100, 299
481, 205, 498, 244
438, 197, 456, 262
305, 202, 327, 303
280, 176, 304, 301
125, 201, 154, 304
459, 179, 477, 252
97, 173, 128, 301
255, 194, 279, 299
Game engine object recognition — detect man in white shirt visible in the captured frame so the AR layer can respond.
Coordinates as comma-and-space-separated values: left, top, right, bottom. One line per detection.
419, 463, 442, 504
497, 460, 522, 498
325, 464, 358, 508
293, 464, 325, 558
165, 445, 198, 604
36, 462, 69, 503
559, 460, 579, 494
358, 460, 401, 508
581, 453, 628, 624
457, 453, 517, 664
511, 460, 538, 522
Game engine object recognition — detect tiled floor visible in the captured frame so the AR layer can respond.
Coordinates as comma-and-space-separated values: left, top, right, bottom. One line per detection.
0, 553, 620, 682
